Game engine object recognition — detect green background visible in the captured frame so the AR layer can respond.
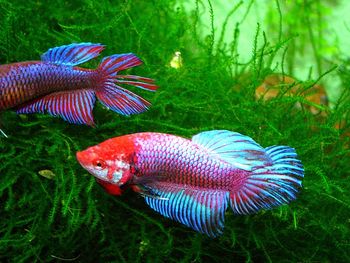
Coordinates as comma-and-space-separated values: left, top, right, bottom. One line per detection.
0, 0, 349, 262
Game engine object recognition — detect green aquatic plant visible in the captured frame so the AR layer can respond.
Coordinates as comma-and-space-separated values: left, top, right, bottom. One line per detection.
1, 0, 349, 262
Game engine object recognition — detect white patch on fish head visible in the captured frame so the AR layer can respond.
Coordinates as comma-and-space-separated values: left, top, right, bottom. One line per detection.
105, 159, 130, 184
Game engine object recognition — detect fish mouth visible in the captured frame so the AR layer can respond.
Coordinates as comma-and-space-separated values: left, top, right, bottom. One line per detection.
76, 151, 84, 165
76, 151, 89, 169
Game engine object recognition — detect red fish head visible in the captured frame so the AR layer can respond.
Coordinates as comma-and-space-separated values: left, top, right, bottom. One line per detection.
76, 136, 135, 191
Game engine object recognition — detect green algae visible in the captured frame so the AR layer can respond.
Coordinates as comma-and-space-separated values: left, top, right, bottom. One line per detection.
0, 0, 350, 262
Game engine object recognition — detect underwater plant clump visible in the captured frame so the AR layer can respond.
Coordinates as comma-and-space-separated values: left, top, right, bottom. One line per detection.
1, 0, 350, 262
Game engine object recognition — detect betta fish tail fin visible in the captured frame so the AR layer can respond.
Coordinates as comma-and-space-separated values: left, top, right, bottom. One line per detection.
228, 145, 304, 215
96, 54, 158, 116
191, 130, 304, 215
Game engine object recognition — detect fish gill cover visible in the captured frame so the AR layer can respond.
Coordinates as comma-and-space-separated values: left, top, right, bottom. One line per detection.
0, 0, 349, 262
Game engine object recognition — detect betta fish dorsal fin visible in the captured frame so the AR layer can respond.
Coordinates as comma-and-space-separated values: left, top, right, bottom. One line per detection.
141, 181, 229, 238
41, 43, 104, 66
16, 89, 96, 125
192, 130, 270, 171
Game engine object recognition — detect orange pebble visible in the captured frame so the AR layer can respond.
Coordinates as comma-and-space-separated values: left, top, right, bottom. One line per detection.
255, 74, 328, 115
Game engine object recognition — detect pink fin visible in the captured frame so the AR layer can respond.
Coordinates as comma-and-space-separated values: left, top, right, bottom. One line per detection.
97, 53, 158, 116
41, 43, 104, 66
116, 75, 155, 82
99, 54, 142, 76
115, 75, 158, 91
96, 83, 150, 116
16, 89, 96, 125
114, 80, 158, 91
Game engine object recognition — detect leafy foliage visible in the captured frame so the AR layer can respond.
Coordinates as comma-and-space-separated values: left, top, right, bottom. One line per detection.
0, 0, 349, 262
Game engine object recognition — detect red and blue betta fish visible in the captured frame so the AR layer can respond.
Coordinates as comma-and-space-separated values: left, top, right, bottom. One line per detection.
76, 130, 304, 237
0, 43, 157, 126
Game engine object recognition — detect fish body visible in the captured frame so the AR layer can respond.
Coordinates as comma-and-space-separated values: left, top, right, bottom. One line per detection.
0, 62, 97, 110
0, 43, 157, 126
77, 130, 304, 237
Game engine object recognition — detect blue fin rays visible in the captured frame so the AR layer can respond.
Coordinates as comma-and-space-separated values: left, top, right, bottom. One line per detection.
41, 43, 105, 66
229, 145, 304, 215
191, 130, 304, 217
192, 130, 270, 171
142, 182, 229, 238
95, 83, 150, 116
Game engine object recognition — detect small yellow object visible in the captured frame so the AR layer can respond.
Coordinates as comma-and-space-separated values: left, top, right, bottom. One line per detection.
38, 169, 56, 179
169, 51, 183, 69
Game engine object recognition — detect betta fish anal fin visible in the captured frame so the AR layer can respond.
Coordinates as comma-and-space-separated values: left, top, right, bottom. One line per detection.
95, 54, 158, 116
192, 130, 304, 215
41, 43, 105, 66
141, 181, 229, 238
16, 89, 96, 125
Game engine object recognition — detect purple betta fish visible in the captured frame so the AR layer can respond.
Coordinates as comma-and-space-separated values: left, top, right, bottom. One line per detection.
76, 130, 304, 237
0, 43, 157, 126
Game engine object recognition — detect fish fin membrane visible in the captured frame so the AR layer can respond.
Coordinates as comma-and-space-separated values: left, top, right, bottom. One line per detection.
41, 43, 104, 66
142, 181, 229, 238
96, 54, 158, 116
95, 82, 151, 116
229, 146, 304, 215
96, 179, 123, 196
192, 130, 269, 171
99, 53, 142, 76
99, 54, 158, 91
16, 89, 96, 125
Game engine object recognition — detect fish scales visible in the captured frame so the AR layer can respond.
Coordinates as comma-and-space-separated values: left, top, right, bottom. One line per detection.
135, 133, 243, 191
0, 63, 98, 110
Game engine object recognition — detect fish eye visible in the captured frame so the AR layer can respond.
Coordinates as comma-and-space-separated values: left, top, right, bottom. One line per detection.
93, 159, 106, 170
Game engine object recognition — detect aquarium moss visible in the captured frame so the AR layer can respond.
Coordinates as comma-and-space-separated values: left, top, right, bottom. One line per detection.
0, 0, 349, 262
